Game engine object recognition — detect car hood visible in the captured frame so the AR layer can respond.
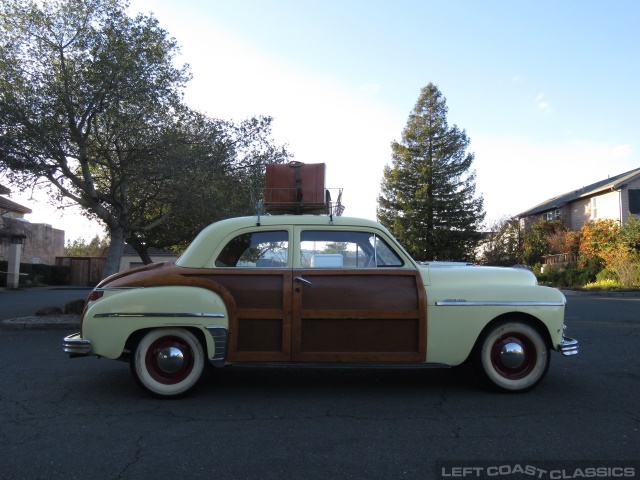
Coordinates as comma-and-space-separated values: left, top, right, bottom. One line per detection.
419, 264, 566, 306
420, 264, 538, 287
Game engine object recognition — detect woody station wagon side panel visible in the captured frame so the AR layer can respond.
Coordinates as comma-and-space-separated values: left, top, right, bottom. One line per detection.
63, 215, 578, 397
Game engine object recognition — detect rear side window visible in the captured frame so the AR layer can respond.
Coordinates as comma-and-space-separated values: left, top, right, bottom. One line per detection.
215, 231, 289, 267
300, 230, 403, 268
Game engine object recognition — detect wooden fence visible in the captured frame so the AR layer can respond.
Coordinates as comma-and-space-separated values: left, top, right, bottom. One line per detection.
55, 257, 105, 287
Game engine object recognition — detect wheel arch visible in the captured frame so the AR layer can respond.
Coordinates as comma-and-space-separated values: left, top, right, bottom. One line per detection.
466, 312, 552, 363
124, 325, 210, 360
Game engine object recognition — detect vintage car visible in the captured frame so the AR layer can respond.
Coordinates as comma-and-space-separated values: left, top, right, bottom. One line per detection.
63, 215, 579, 397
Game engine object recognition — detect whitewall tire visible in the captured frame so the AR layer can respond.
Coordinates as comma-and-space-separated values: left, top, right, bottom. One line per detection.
131, 328, 205, 397
475, 321, 550, 392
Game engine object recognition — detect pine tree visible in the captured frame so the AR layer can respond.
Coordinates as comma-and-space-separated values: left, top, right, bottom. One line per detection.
377, 83, 485, 262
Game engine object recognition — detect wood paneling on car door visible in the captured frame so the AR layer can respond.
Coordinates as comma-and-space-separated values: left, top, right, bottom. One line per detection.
291, 269, 426, 362
206, 271, 292, 362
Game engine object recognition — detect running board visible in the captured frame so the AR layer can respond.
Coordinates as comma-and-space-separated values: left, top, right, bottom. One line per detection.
227, 362, 452, 370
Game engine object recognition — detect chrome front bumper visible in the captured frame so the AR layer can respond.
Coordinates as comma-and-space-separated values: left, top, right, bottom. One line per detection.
559, 335, 579, 356
63, 333, 93, 357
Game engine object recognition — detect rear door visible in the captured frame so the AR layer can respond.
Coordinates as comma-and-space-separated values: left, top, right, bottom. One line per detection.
205, 229, 293, 362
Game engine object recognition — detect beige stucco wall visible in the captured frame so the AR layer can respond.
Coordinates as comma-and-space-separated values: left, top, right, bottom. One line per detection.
0, 221, 64, 265
22, 223, 64, 265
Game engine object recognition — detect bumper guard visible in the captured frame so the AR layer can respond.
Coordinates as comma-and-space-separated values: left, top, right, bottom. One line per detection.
63, 333, 93, 357
559, 335, 579, 356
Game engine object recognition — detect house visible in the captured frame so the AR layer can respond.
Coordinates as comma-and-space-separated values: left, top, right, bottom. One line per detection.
0, 184, 32, 219
516, 167, 640, 232
0, 185, 64, 265
119, 244, 178, 271
1, 185, 64, 287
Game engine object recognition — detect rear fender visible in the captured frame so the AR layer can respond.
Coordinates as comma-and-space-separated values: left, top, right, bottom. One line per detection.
82, 286, 229, 359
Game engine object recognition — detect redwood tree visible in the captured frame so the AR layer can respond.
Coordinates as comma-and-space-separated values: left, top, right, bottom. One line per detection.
377, 83, 485, 261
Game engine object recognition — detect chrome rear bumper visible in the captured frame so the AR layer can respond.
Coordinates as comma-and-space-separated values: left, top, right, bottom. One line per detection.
559, 335, 579, 356
63, 333, 93, 356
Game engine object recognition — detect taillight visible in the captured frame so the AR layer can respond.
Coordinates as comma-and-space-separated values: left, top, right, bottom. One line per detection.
87, 289, 104, 302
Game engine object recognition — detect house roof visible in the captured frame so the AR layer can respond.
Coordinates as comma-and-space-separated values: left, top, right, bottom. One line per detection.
516, 167, 640, 218
0, 196, 33, 215
0, 185, 11, 195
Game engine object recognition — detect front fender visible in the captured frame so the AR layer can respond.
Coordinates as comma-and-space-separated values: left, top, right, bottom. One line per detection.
425, 285, 566, 365
82, 286, 229, 359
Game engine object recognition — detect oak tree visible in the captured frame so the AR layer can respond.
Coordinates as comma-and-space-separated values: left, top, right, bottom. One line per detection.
0, 0, 288, 277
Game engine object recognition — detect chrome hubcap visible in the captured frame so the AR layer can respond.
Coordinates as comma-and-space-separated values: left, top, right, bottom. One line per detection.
156, 346, 185, 374
500, 341, 525, 369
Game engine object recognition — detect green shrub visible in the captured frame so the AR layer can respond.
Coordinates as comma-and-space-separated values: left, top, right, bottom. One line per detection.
578, 257, 604, 284
596, 269, 618, 283
584, 278, 620, 290
50, 266, 70, 285
0, 262, 69, 287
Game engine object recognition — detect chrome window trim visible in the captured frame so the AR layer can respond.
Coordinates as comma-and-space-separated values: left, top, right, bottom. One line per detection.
93, 312, 226, 318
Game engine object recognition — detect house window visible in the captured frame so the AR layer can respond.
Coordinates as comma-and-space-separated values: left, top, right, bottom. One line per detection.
590, 197, 598, 220
629, 190, 640, 214
540, 210, 561, 221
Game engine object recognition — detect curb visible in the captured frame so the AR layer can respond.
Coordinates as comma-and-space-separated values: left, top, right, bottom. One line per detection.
561, 289, 640, 297
1, 317, 80, 331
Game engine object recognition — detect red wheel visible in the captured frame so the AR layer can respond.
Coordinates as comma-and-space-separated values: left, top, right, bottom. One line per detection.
475, 321, 550, 392
131, 328, 204, 397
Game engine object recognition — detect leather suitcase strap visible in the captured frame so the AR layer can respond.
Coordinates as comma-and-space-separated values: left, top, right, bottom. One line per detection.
291, 162, 303, 204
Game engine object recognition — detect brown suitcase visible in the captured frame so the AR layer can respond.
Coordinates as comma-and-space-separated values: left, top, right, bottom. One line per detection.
264, 161, 328, 214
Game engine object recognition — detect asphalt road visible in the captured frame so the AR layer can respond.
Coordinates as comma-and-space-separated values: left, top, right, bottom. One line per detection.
0, 294, 638, 480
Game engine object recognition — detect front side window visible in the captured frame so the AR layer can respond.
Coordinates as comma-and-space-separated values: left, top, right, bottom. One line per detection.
300, 230, 403, 268
215, 231, 288, 267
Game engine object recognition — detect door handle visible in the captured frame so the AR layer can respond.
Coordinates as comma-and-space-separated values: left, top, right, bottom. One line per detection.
294, 276, 312, 285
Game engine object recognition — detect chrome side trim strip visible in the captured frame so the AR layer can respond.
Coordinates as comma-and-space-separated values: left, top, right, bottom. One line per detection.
204, 326, 228, 368
97, 287, 143, 291
435, 300, 566, 306
93, 312, 226, 318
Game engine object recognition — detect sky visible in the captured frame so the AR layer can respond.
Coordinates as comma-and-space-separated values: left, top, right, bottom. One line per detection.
6, 0, 640, 242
